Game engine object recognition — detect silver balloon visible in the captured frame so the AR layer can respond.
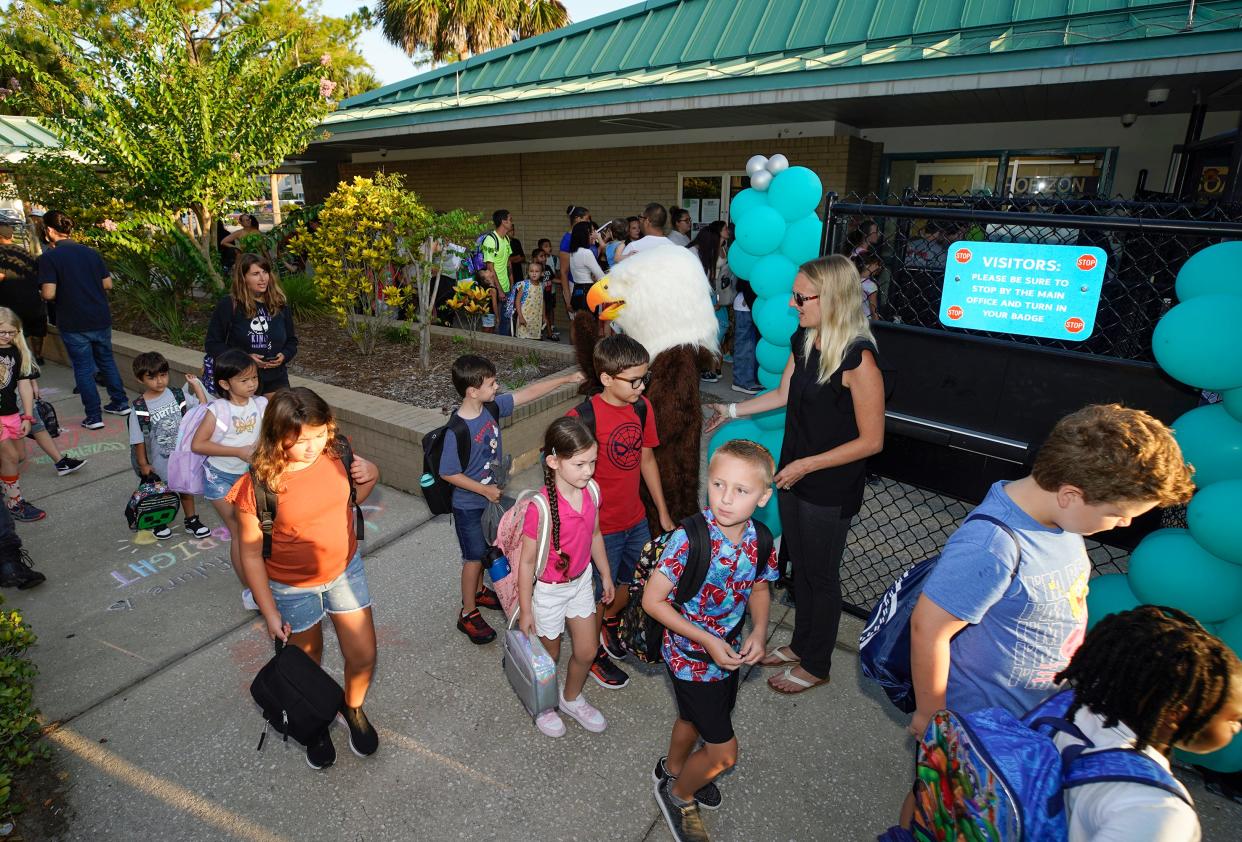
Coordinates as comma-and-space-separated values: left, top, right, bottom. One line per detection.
766, 154, 789, 174
746, 155, 769, 177
750, 169, 773, 191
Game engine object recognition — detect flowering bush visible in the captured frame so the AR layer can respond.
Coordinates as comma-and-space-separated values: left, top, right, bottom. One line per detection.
442, 280, 493, 334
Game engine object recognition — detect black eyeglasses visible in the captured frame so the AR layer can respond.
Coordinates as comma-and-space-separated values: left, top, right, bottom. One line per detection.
613, 372, 652, 389
793, 292, 820, 307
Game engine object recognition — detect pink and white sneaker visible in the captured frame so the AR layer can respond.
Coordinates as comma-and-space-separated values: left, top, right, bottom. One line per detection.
559, 691, 607, 733
535, 709, 565, 737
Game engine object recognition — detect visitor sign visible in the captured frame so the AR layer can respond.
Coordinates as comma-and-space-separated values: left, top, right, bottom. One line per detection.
938, 241, 1107, 341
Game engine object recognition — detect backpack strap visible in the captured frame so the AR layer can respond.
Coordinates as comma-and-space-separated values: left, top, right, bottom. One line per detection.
171, 386, 187, 415
133, 396, 151, 437
962, 512, 1022, 582
574, 397, 596, 436
1065, 748, 1193, 807
336, 436, 365, 541
672, 512, 712, 605
634, 396, 647, 434
250, 467, 277, 561
447, 413, 471, 472
506, 490, 553, 632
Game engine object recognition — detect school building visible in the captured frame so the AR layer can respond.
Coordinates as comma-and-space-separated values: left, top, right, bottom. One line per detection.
301, 0, 1242, 245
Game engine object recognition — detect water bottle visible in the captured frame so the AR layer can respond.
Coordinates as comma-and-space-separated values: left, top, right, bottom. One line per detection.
489, 553, 511, 583
419, 472, 436, 488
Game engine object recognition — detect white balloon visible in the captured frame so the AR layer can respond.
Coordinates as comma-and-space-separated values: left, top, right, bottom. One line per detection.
766, 154, 789, 174
750, 169, 773, 191
746, 155, 769, 177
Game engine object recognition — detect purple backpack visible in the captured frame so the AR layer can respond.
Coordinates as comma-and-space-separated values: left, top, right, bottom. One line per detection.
166, 397, 267, 495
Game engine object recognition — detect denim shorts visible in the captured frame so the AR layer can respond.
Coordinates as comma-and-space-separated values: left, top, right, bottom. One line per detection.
269, 550, 371, 633
203, 463, 245, 501
453, 506, 487, 563
595, 518, 651, 601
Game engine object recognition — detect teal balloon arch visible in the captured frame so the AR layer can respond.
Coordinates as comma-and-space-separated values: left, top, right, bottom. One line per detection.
708, 157, 824, 539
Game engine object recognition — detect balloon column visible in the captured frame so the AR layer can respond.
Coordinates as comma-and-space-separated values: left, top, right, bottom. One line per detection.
1084, 240, 1242, 772
706, 154, 824, 538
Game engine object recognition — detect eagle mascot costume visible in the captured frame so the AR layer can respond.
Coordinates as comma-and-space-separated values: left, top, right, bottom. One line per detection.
572, 245, 719, 527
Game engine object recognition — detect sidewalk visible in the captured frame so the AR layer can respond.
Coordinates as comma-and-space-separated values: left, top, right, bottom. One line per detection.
8, 362, 1240, 840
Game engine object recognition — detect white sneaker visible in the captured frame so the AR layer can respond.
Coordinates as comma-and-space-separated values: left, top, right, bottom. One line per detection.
559, 690, 607, 733
152, 526, 172, 539
535, 709, 565, 737
241, 588, 259, 611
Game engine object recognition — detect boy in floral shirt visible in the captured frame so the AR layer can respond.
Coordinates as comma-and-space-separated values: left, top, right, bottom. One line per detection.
642, 439, 778, 842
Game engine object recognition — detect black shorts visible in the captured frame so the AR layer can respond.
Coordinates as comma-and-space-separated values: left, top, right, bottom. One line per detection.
668, 668, 739, 744
570, 287, 590, 313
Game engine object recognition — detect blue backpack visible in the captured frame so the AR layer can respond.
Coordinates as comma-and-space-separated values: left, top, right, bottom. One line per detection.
880, 690, 1192, 842
464, 231, 499, 277
859, 513, 1019, 713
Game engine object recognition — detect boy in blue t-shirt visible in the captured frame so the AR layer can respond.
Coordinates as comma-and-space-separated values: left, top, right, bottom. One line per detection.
438, 354, 583, 644
643, 440, 778, 842
909, 404, 1195, 738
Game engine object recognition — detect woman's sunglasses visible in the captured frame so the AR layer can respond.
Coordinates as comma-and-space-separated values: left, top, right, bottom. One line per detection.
793, 292, 820, 307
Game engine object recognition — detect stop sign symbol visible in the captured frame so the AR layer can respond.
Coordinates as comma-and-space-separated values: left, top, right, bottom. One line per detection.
954, 248, 972, 264
947, 305, 964, 320
1065, 317, 1085, 333
1076, 254, 1097, 271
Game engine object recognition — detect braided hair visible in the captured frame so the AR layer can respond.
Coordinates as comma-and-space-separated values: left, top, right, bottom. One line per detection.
541, 417, 597, 578
1056, 605, 1241, 753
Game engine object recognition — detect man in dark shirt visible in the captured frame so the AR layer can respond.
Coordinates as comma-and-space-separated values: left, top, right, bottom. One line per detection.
0, 224, 49, 364
37, 210, 130, 429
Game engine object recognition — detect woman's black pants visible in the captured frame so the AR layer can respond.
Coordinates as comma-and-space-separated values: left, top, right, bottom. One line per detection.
777, 491, 852, 680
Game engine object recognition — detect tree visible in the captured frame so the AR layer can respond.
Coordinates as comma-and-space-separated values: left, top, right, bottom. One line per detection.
0, 0, 336, 269
378, 0, 569, 63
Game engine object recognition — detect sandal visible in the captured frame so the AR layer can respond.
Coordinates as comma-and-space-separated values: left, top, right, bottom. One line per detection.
759, 646, 800, 667
768, 666, 829, 695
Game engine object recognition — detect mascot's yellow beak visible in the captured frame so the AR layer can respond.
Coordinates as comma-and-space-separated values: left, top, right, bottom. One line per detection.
586, 277, 625, 321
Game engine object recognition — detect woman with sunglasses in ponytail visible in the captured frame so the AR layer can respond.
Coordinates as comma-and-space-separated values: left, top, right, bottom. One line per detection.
705, 255, 890, 696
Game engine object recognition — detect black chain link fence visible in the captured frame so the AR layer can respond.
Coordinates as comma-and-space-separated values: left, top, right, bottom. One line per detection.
826, 193, 1242, 616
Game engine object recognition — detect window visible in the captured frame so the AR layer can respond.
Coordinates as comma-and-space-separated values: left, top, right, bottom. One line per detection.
678, 172, 749, 235
884, 150, 1113, 198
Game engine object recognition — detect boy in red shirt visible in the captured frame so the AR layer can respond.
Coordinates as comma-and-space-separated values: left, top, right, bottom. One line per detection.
568, 335, 675, 689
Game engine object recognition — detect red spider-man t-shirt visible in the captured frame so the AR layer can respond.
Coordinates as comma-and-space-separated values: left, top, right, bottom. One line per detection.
568, 394, 658, 534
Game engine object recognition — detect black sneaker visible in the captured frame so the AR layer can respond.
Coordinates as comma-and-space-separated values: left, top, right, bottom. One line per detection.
456, 608, 496, 644
600, 616, 628, 660
81, 418, 105, 430
54, 456, 87, 476
699, 371, 719, 383
654, 778, 711, 842
0, 550, 46, 590
102, 402, 131, 416
184, 516, 211, 538
652, 756, 722, 810
730, 382, 762, 395
589, 648, 630, 690
9, 501, 46, 522
306, 729, 336, 770
339, 706, 379, 757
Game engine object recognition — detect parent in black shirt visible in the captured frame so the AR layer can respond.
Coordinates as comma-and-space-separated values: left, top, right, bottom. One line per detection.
706, 254, 889, 694
0, 224, 47, 364
205, 253, 297, 397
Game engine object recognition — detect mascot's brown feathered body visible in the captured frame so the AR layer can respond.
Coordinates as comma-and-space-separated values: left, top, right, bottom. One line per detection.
572, 245, 719, 528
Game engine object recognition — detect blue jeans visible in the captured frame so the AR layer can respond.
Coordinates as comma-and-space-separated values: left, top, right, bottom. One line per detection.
0, 496, 19, 556
732, 308, 759, 388
60, 328, 128, 420
715, 307, 730, 350
497, 289, 515, 337
595, 518, 651, 601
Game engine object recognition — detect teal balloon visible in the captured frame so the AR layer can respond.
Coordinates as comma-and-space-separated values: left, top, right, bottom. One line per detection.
1152, 295, 1242, 390
727, 244, 760, 281
1188, 480, 1242, 565
767, 166, 823, 221
753, 296, 800, 344
1176, 733, 1242, 773
1176, 241, 1242, 301
1127, 528, 1242, 623
753, 490, 782, 539
1224, 387, 1242, 425
781, 213, 823, 266
754, 408, 786, 431
1174, 404, 1242, 487
727, 188, 769, 225
1084, 574, 1140, 631
735, 205, 786, 256
756, 338, 790, 374
750, 254, 799, 299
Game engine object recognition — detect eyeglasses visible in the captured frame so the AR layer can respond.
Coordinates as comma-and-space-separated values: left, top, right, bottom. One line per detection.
613, 372, 652, 389
793, 292, 820, 307
0, 330, 17, 337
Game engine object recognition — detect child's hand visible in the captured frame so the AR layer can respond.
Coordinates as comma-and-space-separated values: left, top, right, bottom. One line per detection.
703, 636, 744, 671
350, 456, 379, 486
600, 578, 615, 606
235, 445, 255, 462
519, 611, 536, 639
18, 418, 31, 437
568, 371, 587, 386
908, 709, 933, 739
264, 611, 291, 643
658, 512, 676, 534
482, 485, 502, 504
737, 630, 766, 665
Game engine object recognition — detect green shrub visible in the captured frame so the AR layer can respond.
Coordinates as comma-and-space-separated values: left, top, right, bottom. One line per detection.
280, 272, 330, 320
0, 597, 46, 820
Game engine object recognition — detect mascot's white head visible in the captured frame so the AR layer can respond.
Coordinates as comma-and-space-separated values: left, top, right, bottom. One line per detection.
585, 245, 719, 358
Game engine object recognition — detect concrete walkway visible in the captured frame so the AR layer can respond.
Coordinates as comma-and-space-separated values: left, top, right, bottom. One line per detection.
8, 362, 1240, 840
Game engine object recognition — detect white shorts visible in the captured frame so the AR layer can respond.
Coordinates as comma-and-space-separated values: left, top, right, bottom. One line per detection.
532, 569, 597, 640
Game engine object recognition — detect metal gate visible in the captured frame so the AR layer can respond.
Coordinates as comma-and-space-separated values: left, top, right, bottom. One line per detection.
823, 192, 1242, 617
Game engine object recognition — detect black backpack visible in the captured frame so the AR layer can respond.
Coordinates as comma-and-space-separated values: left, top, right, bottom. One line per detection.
621, 512, 775, 664
250, 436, 365, 560
419, 401, 500, 516
573, 394, 646, 440
250, 639, 344, 749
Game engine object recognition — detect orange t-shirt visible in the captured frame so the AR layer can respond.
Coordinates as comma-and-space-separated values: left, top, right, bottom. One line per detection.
229, 454, 358, 588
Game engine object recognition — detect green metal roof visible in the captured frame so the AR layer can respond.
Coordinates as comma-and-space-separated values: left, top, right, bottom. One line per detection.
325, 0, 1242, 136
0, 115, 59, 158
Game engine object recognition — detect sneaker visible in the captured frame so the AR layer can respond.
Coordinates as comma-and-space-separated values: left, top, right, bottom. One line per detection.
549, 329, 561, 342
54, 456, 87, 476
184, 516, 211, 538
652, 756, 723, 810
654, 778, 711, 842
699, 371, 719, 383
723, 353, 733, 363
338, 706, 379, 757
456, 608, 496, 644
535, 709, 566, 737
306, 730, 336, 770
0, 549, 46, 590
102, 402, 131, 416
600, 616, 628, 659
474, 586, 501, 610
730, 383, 762, 395
81, 418, 105, 430
152, 526, 172, 539
9, 501, 45, 522
559, 690, 607, 733
589, 649, 630, 690
241, 588, 259, 611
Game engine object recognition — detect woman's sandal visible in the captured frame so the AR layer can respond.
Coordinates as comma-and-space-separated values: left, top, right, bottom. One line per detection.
767, 667, 829, 695
759, 646, 800, 667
